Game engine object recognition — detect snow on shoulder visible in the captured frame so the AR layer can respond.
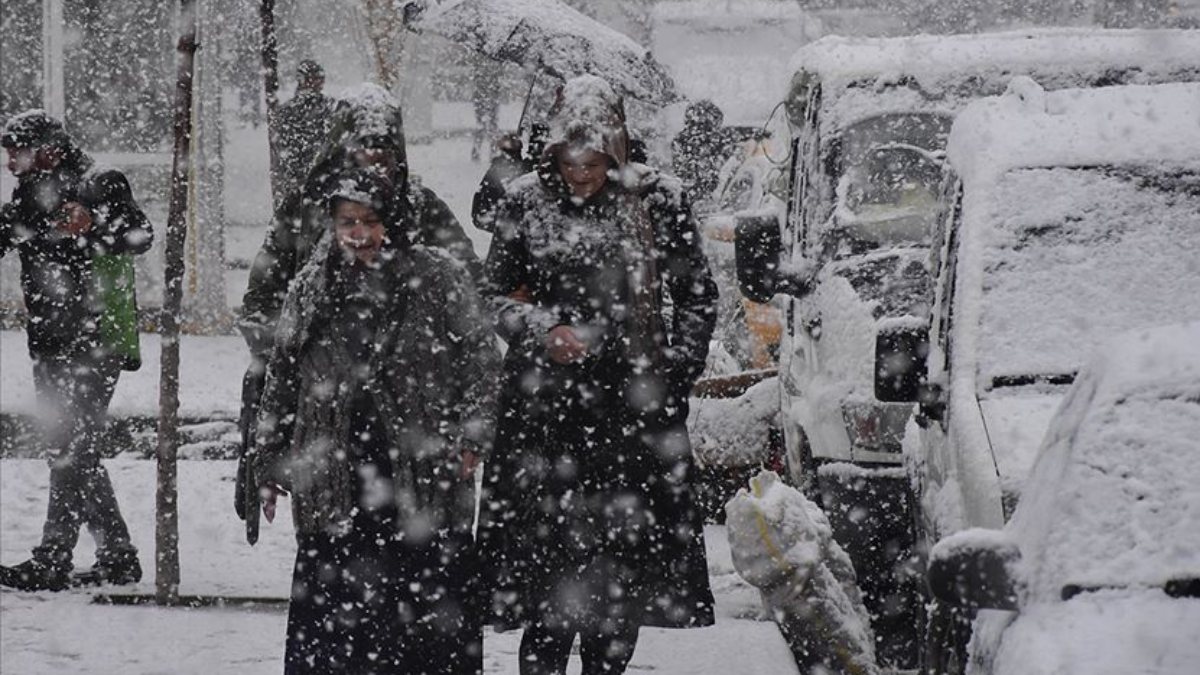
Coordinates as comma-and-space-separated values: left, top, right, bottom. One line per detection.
337, 82, 399, 111
948, 80, 1200, 184
336, 82, 401, 139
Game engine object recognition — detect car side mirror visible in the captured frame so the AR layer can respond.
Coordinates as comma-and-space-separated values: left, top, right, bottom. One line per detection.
734, 213, 813, 303
929, 530, 1021, 611
875, 326, 929, 402
916, 382, 946, 427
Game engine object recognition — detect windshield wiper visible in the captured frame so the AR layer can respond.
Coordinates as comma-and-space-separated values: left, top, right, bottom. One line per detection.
991, 373, 1076, 389
1062, 578, 1200, 601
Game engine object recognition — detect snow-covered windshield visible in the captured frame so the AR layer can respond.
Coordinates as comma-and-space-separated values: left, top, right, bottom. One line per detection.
825, 113, 950, 257
978, 165, 1200, 389
1011, 323, 1200, 596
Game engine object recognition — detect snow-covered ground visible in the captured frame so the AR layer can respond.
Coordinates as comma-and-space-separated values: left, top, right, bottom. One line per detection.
0, 459, 798, 674
1, 331, 247, 420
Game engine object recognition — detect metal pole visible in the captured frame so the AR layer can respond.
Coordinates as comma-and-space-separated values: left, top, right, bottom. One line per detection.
259, 0, 283, 211
157, 0, 199, 605
41, 0, 65, 118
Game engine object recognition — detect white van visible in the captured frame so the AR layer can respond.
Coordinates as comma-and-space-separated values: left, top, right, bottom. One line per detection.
909, 80, 1200, 670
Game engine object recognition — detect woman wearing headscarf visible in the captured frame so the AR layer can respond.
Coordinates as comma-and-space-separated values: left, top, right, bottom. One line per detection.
253, 168, 499, 674
478, 75, 719, 675
236, 84, 482, 540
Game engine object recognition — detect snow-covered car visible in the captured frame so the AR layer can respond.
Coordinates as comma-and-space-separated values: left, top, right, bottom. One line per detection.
734, 28, 1200, 667
927, 321, 1200, 675
901, 81, 1200, 671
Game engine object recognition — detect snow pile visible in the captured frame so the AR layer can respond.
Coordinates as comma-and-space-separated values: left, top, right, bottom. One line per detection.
687, 377, 779, 468
726, 471, 878, 675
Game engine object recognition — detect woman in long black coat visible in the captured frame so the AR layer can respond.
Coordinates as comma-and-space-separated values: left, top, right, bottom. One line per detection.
477, 75, 720, 675
254, 169, 499, 674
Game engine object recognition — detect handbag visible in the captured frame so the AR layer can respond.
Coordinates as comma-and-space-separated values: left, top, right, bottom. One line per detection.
92, 253, 142, 371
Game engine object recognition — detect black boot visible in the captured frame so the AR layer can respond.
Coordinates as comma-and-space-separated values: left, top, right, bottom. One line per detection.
0, 558, 72, 592
72, 552, 142, 587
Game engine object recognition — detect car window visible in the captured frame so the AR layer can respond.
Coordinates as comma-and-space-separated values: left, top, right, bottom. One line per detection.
720, 172, 757, 212
977, 165, 1200, 388
818, 113, 951, 259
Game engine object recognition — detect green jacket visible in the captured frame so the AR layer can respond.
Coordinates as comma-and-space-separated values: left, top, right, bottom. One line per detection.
0, 161, 152, 361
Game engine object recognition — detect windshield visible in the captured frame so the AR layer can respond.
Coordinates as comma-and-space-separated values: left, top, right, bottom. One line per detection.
823, 113, 951, 258
978, 165, 1200, 388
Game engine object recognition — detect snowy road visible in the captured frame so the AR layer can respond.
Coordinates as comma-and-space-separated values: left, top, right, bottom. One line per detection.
0, 459, 799, 674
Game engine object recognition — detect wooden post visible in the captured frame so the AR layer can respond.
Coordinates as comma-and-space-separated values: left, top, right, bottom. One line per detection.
41, 0, 65, 118
259, 0, 283, 211
157, 0, 199, 605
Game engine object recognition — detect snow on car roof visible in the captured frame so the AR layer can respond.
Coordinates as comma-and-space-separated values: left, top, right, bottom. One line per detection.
948, 80, 1200, 184
1011, 322, 1200, 597
796, 29, 1200, 136
789, 28, 1200, 89
655, 0, 807, 22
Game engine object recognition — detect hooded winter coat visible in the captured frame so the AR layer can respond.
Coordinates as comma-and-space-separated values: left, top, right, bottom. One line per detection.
252, 232, 499, 538
671, 100, 733, 206
476, 76, 719, 631
239, 84, 481, 359
0, 121, 153, 361
274, 87, 336, 199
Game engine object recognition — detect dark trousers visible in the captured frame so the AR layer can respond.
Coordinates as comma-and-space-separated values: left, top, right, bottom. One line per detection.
286, 526, 483, 675
31, 352, 135, 570
518, 619, 639, 675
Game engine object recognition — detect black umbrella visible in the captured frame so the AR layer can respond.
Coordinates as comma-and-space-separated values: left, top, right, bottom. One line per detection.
401, 0, 679, 105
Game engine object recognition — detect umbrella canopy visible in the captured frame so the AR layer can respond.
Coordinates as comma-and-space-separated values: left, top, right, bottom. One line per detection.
402, 0, 679, 105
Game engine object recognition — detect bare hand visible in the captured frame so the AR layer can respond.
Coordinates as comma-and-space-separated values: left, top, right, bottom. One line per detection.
57, 201, 93, 236
508, 284, 533, 304
546, 325, 589, 365
460, 449, 479, 480
260, 483, 289, 524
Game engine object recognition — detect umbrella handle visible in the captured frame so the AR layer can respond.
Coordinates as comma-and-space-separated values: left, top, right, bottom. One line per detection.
517, 69, 539, 134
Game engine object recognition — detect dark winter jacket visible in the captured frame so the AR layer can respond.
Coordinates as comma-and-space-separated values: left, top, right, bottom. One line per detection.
671, 100, 734, 206
252, 234, 500, 538
471, 145, 531, 233
0, 158, 153, 360
239, 85, 481, 358
477, 75, 719, 631
273, 88, 336, 198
